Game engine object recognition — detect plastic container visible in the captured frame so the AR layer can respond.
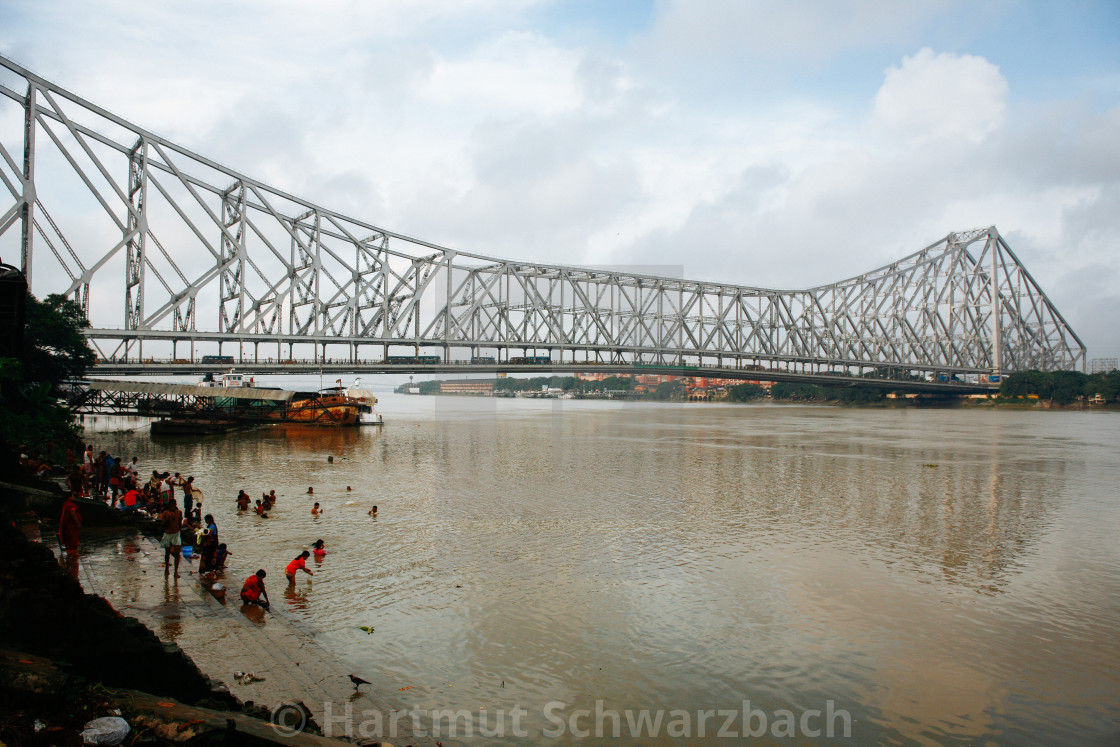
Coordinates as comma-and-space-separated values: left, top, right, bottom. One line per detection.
182, 546, 193, 558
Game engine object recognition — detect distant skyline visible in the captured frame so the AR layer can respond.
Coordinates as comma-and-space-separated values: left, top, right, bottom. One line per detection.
1, 0, 1118, 359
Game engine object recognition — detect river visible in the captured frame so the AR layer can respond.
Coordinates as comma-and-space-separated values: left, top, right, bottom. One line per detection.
85, 393, 1120, 745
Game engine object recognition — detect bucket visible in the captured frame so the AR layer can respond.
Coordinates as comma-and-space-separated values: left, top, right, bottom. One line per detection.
182, 546, 193, 558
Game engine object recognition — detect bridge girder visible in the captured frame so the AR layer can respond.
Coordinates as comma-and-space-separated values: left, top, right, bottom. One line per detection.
0, 55, 1085, 378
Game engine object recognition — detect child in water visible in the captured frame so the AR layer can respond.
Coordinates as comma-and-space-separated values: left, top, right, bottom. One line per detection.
368, 505, 378, 516
311, 502, 320, 515
312, 539, 326, 557
285, 551, 314, 585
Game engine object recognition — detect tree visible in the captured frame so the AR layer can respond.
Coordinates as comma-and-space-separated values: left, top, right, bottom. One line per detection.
0, 293, 94, 460
727, 383, 765, 402
23, 293, 96, 388
770, 382, 824, 400
652, 379, 686, 400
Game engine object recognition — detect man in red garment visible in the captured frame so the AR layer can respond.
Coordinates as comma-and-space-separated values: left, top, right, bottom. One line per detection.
58, 493, 82, 555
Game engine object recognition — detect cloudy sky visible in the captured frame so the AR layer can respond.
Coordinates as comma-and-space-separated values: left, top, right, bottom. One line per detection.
2, 0, 1118, 359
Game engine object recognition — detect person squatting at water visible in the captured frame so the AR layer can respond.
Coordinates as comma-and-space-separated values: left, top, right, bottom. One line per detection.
240, 569, 270, 610
285, 551, 314, 585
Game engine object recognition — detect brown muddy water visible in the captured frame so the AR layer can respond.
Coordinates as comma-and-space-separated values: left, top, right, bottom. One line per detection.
83, 393, 1120, 745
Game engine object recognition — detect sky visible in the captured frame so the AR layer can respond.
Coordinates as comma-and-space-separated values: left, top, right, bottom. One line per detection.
1, 0, 1118, 360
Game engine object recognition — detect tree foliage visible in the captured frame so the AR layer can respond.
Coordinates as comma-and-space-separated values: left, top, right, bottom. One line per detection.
1000, 369, 1120, 405
23, 293, 96, 386
0, 293, 94, 459
727, 383, 766, 402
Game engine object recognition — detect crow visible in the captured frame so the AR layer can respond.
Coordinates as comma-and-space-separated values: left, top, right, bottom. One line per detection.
349, 674, 371, 689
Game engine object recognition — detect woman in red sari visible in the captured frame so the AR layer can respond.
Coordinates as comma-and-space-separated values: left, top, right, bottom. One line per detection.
58, 493, 82, 555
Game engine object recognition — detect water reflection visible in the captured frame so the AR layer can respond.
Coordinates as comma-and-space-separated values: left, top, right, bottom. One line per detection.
157, 579, 184, 641
284, 584, 311, 612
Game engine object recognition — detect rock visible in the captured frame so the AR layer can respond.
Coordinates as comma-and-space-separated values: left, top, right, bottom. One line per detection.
79, 715, 130, 745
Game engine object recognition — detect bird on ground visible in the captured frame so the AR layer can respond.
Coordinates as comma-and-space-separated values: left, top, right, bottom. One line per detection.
349, 674, 371, 690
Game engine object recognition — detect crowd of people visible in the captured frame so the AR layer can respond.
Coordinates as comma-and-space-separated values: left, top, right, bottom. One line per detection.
22, 442, 357, 616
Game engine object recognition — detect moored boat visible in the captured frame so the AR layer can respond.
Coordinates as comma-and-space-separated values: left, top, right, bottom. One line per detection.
268, 389, 361, 426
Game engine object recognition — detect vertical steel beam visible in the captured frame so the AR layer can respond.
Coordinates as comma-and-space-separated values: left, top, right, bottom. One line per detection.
124, 139, 147, 330
220, 182, 246, 333
988, 232, 1002, 375
20, 84, 37, 286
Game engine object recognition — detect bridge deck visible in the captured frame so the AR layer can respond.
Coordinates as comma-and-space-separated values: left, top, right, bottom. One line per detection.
86, 361, 997, 394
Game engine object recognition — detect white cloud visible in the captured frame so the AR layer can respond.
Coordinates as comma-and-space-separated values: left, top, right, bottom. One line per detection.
873, 48, 1008, 143
420, 31, 584, 116
643, 0, 951, 64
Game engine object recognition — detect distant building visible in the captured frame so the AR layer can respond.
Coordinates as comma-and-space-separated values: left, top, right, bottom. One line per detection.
1091, 358, 1118, 374
439, 379, 495, 395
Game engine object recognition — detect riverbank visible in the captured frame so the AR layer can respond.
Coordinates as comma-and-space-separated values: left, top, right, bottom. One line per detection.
0, 476, 429, 746
417, 388, 1120, 410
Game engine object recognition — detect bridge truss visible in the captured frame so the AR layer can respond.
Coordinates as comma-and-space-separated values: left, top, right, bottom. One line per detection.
0, 55, 1085, 382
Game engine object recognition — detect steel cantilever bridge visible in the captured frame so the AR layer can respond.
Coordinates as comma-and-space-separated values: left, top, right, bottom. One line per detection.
0, 56, 1086, 392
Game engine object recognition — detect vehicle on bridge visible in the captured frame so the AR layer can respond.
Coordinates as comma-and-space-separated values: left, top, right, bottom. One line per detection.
471, 356, 497, 364
510, 356, 552, 365
201, 354, 235, 364
386, 355, 441, 364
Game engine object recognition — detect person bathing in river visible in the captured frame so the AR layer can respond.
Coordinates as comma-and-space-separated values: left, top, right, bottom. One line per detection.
368, 505, 377, 516
159, 498, 187, 578
311, 502, 320, 515
306, 486, 314, 495
122, 487, 140, 512
254, 499, 268, 517
312, 539, 326, 557
285, 551, 314, 585
240, 569, 270, 609
269, 489, 277, 504
236, 491, 251, 511
182, 475, 196, 515
198, 514, 219, 574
